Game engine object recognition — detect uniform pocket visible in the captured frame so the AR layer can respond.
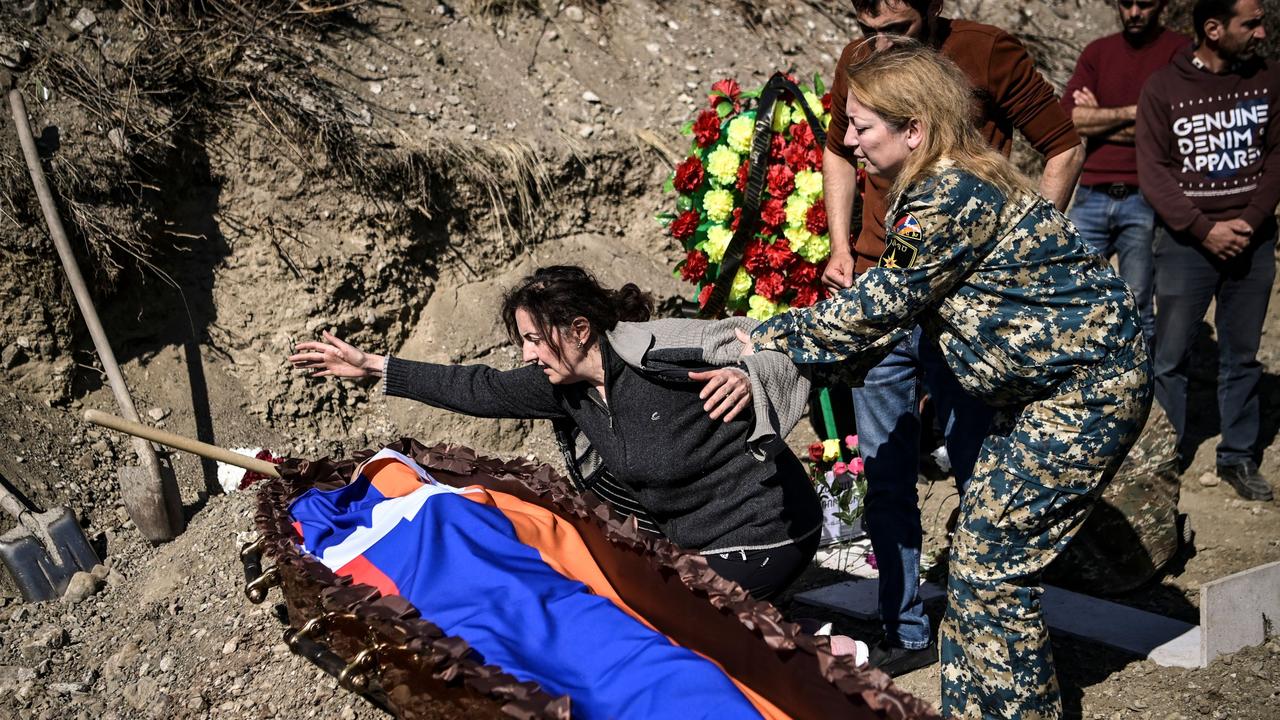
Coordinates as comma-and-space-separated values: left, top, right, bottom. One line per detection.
990, 442, 1105, 553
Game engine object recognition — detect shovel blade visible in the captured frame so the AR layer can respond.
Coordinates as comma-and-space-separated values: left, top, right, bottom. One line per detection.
0, 507, 100, 603
0, 527, 63, 602
37, 507, 100, 573
119, 460, 184, 544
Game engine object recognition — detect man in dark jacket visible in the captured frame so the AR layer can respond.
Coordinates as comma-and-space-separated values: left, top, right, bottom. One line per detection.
1136, 0, 1278, 501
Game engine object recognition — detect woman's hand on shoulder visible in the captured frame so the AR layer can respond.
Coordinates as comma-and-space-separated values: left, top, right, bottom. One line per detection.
689, 366, 752, 422
289, 330, 386, 379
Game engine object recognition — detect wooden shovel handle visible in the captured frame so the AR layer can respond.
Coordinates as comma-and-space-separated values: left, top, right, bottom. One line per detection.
84, 410, 282, 479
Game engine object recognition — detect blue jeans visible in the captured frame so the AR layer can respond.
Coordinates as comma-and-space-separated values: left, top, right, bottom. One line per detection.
1153, 221, 1277, 465
851, 327, 994, 649
1069, 185, 1157, 347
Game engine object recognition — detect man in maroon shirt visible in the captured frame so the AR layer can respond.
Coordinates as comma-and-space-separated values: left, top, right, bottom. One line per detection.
1136, 0, 1278, 501
1063, 0, 1189, 347
819, 0, 1083, 683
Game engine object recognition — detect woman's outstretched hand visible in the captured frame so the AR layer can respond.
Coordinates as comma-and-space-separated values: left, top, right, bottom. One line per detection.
689, 367, 752, 422
289, 331, 385, 378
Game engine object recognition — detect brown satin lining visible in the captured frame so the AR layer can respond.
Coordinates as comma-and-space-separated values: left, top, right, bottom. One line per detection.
261, 440, 937, 720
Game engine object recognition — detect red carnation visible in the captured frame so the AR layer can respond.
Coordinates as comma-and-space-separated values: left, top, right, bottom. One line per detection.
806, 203, 829, 236
743, 239, 770, 273
764, 239, 794, 270
674, 156, 705, 193
821, 92, 832, 113
769, 133, 787, 161
709, 78, 742, 110
681, 250, 709, 283
792, 285, 820, 308
790, 260, 820, 286
760, 198, 786, 231
693, 110, 721, 148
755, 271, 786, 301
730, 207, 743, 231
767, 164, 795, 198
808, 441, 824, 461
736, 159, 750, 192
698, 283, 715, 308
782, 141, 812, 171
670, 210, 699, 242
811, 147, 824, 171
791, 122, 815, 150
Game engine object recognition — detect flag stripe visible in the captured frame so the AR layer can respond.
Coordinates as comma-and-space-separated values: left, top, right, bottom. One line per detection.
334, 553, 399, 597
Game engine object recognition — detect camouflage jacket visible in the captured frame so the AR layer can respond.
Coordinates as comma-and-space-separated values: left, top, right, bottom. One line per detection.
752, 166, 1147, 407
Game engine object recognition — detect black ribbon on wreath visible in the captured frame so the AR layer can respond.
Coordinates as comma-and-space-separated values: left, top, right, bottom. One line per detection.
698, 72, 829, 320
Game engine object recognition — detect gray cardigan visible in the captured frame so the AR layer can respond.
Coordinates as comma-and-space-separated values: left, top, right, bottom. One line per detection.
383, 318, 821, 555
608, 317, 811, 461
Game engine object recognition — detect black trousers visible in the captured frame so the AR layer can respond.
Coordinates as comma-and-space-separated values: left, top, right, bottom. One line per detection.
704, 530, 821, 601
1153, 219, 1277, 465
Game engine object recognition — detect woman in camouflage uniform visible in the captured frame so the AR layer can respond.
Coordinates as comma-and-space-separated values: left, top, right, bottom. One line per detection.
744, 42, 1152, 719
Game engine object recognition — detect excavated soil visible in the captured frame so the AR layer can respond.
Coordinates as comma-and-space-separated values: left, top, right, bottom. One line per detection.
0, 1, 1277, 719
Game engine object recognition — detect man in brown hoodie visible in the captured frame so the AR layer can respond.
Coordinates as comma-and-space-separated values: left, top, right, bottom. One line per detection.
1136, 0, 1277, 501
821, 0, 1083, 683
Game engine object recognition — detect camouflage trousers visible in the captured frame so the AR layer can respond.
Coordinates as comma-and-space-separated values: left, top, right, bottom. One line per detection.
940, 360, 1152, 719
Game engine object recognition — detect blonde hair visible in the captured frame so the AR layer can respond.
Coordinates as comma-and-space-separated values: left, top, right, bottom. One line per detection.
845, 38, 1033, 204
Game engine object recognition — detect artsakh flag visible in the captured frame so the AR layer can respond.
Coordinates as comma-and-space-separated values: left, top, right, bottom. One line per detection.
891, 212, 922, 239
289, 449, 787, 720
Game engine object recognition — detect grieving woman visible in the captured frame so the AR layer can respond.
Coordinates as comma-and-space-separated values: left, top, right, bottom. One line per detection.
743, 41, 1153, 718
290, 266, 823, 602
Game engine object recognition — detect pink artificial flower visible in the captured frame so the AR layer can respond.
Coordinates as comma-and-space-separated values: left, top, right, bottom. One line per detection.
845, 434, 859, 450
849, 457, 865, 475
832, 461, 848, 476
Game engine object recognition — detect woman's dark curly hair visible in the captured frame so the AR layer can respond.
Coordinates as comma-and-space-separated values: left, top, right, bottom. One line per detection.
501, 266, 654, 360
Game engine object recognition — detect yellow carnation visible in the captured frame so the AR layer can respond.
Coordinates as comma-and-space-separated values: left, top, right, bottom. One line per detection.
706, 146, 741, 186
726, 115, 755, 154
785, 194, 812, 228
822, 439, 841, 462
703, 188, 736, 224
728, 268, 754, 303
795, 232, 830, 264
771, 102, 791, 132
747, 295, 789, 321
784, 225, 813, 253
794, 170, 823, 201
704, 224, 733, 263
800, 93, 822, 121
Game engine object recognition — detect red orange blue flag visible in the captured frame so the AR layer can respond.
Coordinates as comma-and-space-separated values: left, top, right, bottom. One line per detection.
289, 449, 786, 719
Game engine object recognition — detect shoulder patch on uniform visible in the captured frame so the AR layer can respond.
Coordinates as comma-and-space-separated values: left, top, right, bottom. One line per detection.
880, 212, 922, 269
891, 212, 922, 240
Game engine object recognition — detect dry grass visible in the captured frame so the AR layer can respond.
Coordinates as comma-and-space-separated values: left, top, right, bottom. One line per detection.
1, 0, 555, 290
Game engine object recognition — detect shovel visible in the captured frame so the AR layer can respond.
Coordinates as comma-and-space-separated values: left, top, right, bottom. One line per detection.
83, 410, 281, 480
7, 79, 184, 544
0, 457, 100, 602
